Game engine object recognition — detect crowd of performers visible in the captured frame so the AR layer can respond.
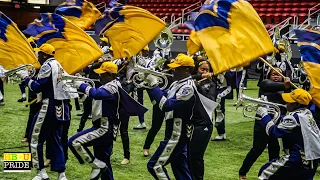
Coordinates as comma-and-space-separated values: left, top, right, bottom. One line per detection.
1, 33, 320, 180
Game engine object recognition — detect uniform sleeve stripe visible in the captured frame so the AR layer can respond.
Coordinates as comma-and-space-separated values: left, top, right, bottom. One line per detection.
85, 86, 92, 95
159, 96, 167, 111
266, 121, 275, 135
28, 79, 34, 91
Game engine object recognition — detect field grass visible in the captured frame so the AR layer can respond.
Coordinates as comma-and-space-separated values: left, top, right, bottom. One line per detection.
0, 80, 319, 180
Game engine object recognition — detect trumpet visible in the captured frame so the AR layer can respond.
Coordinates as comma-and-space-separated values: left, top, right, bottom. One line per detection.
0, 64, 36, 83
238, 94, 287, 123
62, 74, 96, 93
132, 64, 173, 90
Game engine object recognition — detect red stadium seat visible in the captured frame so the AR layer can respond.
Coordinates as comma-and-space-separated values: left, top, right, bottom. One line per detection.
300, 8, 308, 13
298, 13, 308, 24
259, 13, 266, 22
273, 13, 281, 23
292, 3, 301, 8
176, 29, 183, 34
275, 8, 283, 13
265, 14, 272, 24
259, 8, 267, 13
268, 3, 276, 8
309, 2, 318, 7
283, 8, 291, 13
265, 24, 272, 29
252, 3, 260, 8
291, 8, 300, 13
284, 3, 292, 8
183, 29, 191, 34
281, 13, 291, 21
267, 8, 275, 13
276, 3, 285, 8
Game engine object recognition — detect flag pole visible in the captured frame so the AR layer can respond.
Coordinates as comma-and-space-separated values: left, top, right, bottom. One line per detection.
259, 57, 298, 89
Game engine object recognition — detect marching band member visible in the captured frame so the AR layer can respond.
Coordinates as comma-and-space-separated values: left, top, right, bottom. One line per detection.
16, 44, 70, 180
211, 72, 232, 141
68, 61, 146, 179
134, 46, 150, 130
146, 54, 195, 180
239, 68, 291, 180
257, 88, 320, 179
190, 60, 217, 180
115, 56, 134, 165
142, 60, 174, 157
68, 61, 119, 180
0, 78, 4, 106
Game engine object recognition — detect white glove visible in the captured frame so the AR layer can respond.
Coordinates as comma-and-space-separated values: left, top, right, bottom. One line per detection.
144, 74, 158, 88
73, 80, 84, 89
256, 107, 269, 119
15, 69, 29, 79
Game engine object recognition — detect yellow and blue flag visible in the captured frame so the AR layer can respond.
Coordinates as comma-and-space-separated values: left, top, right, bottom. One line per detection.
94, 5, 166, 59
23, 13, 103, 75
189, 0, 274, 74
0, 12, 39, 70
55, 0, 102, 30
295, 29, 320, 107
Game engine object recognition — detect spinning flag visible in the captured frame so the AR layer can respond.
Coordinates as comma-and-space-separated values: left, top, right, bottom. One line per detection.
188, 0, 274, 74
295, 29, 320, 107
55, 0, 102, 30
0, 12, 40, 70
23, 13, 103, 75
94, 4, 166, 59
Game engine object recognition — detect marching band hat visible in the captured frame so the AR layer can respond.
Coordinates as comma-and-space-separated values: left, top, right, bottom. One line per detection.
100, 37, 109, 44
143, 45, 149, 51
34, 43, 55, 56
94, 61, 118, 74
282, 88, 312, 105
168, 53, 195, 69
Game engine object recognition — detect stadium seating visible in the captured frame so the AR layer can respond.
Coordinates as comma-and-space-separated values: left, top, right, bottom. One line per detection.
88, 0, 319, 35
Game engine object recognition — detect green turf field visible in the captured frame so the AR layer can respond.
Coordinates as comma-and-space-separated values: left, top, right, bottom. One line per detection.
0, 80, 319, 180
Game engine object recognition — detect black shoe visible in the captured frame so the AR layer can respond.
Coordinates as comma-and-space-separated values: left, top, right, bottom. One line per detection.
17, 97, 26, 102
0, 99, 4, 106
133, 123, 146, 130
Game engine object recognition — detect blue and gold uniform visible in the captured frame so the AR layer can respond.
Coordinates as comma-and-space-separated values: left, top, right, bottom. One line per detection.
16, 44, 71, 180
68, 61, 147, 180
68, 62, 119, 180
146, 54, 195, 180
257, 89, 320, 180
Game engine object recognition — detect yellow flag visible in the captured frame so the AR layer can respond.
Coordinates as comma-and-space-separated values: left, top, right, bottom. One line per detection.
191, 0, 274, 74
56, 0, 102, 30
95, 5, 166, 59
0, 12, 40, 70
187, 30, 202, 55
24, 13, 103, 74
295, 29, 320, 107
